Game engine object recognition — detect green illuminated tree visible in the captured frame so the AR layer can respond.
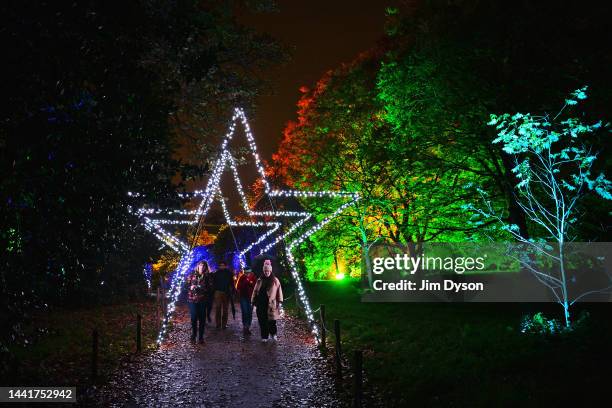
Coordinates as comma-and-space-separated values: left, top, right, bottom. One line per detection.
272, 0, 611, 281
274, 51, 497, 284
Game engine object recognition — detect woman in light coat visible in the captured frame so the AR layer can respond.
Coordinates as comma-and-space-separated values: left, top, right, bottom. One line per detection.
251, 260, 283, 341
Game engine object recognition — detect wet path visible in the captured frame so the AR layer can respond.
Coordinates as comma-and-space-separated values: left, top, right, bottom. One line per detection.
88, 302, 342, 407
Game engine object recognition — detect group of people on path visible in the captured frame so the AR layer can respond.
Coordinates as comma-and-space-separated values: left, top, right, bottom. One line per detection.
185, 259, 284, 344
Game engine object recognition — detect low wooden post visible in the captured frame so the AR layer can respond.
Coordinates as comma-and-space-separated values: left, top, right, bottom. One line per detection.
136, 314, 142, 353
353, 350, 363, 408
334, 319, 342, 378
319, 304, 326, 352
91, 329, 98, 381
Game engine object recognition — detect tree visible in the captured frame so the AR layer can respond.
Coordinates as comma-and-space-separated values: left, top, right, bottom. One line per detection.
274, 50, 501, 282
380, 0, 612, 241
272, 52, 401, 284
476, 88, 611, 327
0, 0, 282, 347
271, 0, 612, 282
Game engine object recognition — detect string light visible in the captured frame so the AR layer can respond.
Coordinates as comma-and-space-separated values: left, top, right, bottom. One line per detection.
130, 107, 360, 344
216, 189, 282, 268
143, 264, 152, 289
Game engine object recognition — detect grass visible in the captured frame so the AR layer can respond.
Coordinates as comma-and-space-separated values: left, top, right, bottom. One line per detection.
2, 298, 160, 388
288, 280, 612, 407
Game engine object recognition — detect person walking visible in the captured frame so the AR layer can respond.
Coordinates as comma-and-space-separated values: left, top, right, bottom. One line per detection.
236, 267, 257, 335
201, 261, 214, 325
251, 259, 283, 342
186, 261, 212, 343
213, 261, 233, 329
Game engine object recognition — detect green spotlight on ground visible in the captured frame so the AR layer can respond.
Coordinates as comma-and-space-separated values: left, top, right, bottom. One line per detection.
335, 272, 345, 280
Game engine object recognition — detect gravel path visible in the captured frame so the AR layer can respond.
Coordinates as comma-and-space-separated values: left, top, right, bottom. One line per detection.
88, 302, 343, 407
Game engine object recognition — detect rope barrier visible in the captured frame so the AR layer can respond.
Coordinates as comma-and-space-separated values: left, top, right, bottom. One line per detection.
286, 293, 338, 340
318, 315, 334, 335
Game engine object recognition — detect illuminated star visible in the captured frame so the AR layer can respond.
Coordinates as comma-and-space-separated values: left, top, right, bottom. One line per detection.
132, 108, 359, 344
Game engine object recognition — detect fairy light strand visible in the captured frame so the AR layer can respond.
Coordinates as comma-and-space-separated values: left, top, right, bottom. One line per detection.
130, 107, 359, 344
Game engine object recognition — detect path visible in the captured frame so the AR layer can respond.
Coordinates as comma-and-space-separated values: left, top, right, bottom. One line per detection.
88, 302, 343, 407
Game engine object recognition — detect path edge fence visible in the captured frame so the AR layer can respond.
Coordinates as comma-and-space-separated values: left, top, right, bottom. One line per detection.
89, 301, 157, 385
290, 289, 366, 407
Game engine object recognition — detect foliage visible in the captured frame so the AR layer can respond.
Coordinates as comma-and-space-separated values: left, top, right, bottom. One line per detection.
152, 251, 180, 289
0, 0, 282, 346
489, 87, 611, 208
477, 89, 611, 326
520, 311, 590, 335
271, 53, 389, 283
271, 0, 611, 280
519, 312, 564, 335
375, 43, 506, 244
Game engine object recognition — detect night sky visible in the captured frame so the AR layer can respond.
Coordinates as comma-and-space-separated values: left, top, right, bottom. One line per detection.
239, 0, 391, 162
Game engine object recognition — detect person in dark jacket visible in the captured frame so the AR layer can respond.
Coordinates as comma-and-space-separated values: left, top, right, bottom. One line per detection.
213, 261, 234, 329
186, 261, 213, 343
201, 261, 215, 325
236, 267, 257, 335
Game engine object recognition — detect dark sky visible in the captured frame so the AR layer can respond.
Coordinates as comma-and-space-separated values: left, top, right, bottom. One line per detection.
239, 0, 390, 163
209, 1, 391, 216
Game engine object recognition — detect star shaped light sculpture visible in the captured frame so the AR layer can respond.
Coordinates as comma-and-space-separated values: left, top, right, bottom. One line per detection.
132, 108, 359, 344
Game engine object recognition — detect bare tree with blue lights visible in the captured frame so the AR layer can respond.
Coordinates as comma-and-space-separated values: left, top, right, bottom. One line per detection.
475, 87, 612, 328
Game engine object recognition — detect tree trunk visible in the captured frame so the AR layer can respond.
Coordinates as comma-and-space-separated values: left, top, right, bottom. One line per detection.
361, 240, 374, 289
559, 240, 571, 327
333, 250, 340, 278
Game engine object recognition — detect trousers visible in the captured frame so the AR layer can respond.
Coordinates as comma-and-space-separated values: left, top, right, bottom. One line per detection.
240, 297, 253, 328
256, 303, 277, 339
188, 302, 206, 339
214, 290, 229, 328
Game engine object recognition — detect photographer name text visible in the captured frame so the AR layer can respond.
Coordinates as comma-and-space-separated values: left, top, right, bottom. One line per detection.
372, 279, 484, 292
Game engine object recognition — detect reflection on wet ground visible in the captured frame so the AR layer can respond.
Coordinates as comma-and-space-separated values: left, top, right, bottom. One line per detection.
88, 302, 344, 407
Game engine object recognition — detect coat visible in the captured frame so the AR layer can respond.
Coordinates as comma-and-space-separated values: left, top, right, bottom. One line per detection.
251, 276, 283, 320
186, 271, 213, 303
213, 267, 234, 294
236, 272, 257, 300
